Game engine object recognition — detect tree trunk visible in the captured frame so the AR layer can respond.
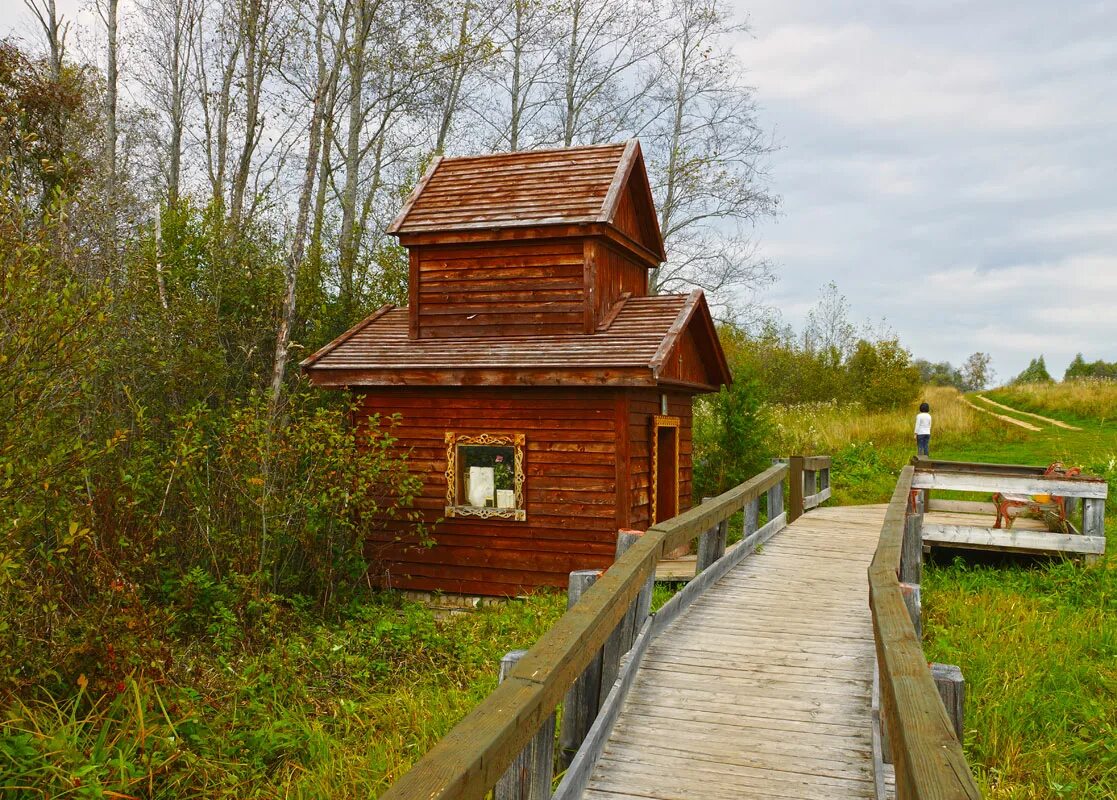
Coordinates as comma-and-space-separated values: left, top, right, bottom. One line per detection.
269, 0, 331, 412
337, 0, 370, 320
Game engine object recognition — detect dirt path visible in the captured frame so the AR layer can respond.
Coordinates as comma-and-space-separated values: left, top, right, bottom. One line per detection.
961, 397, 1042, 431
975, 395, 1083, 431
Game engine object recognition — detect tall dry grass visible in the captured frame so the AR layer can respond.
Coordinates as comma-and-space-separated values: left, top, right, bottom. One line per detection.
993, 379, 1117, 422
769, 386, 994, 455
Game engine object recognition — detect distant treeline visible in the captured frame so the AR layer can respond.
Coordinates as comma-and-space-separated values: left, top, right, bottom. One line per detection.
1012, 354, 1116, 384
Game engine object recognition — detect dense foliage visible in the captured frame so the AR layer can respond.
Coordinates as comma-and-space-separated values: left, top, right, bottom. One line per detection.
1013, 355, 1054, 384
1064, 353, 1117, 381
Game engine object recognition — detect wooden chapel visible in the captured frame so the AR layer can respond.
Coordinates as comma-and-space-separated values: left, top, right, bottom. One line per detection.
302, 140, 731, 596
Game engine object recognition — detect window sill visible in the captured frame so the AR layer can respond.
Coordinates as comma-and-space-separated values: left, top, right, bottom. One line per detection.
445, 505, 526, 521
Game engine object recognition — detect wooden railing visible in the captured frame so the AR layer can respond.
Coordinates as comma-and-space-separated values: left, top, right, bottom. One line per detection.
869, 466, 981, 800
789, 454, 832, 519
380, 457, 823, 800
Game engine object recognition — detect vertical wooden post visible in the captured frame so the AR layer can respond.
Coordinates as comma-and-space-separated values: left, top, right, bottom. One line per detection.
696, 497, 725, 573
901, 512, 922, 585
931, 663, 966, 745
900, 581, 922, 639
804, 468, 816, 506
496, 650, 555, 800
744, 496, 759, 539
1083, 498, 1105, 538
1063, 495, 1079, 520
559, 570, 602, 766
598, 531, 644, 706
820, 465, 830, 495
788, 456, 805, 522
769, 479, 784, 521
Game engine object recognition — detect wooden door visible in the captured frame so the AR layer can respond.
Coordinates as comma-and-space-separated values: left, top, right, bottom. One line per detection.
651, 415, 680, 524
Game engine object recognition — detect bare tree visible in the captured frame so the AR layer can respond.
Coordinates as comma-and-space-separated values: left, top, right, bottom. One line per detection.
642, 0, 778, 312
229, 0, 284, 226
552, 0, 656, 146
22, 0, 68, 80
478, 0, 560, 150
270, 0, 346, 409
95, 0, 120, 197
194, 0, 241, 211
135, 0, 200, 207
802, 282, 857, 364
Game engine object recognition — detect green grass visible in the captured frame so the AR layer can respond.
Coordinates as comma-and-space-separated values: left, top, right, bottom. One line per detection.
0, 592, 567, 798
775, 389, 1117, 799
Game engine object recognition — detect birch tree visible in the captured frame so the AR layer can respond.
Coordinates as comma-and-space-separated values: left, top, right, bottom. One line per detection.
551, 0, 656, 146
135, 0, 200, 207
642, 0, 778, 314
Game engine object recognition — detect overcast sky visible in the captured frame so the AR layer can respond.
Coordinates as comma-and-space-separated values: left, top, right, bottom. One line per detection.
733, 0, 1117, 381
5, 0, 1116, 382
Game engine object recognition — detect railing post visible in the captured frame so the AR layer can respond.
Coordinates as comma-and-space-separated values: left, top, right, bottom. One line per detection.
769, 477, 784, 521
1083, 497, 1105, 537
598, 531, 646, 706
820, 464, 830, 496
559, 570, 602, 766
744, 496, 759, 539
496, 650, 555, 800
931, 663, 966, 746
901, 511, 922, 586
804, 467, 816, 506
788, 455, 805, 522
696, 497, 727, 573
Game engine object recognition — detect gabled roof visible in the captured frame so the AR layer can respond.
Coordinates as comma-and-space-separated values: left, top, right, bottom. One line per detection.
301, 291, 730, 390
388, 140, 666, 261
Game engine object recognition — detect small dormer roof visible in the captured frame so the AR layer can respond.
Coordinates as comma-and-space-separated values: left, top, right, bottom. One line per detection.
387, 140, 666, 261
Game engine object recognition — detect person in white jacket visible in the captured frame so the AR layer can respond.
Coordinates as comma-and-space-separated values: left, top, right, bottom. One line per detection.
914, 402, 932, 457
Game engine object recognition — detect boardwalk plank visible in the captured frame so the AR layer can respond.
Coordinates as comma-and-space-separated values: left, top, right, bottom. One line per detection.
583, 504, 885, 800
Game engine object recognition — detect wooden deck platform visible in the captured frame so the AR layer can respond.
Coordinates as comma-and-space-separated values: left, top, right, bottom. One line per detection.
584, 504, 887, 800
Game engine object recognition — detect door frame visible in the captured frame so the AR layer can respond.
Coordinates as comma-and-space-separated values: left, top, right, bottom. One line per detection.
650, 414, 680, 524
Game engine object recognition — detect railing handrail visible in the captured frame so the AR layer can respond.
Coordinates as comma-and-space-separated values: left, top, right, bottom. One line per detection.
869, 467, 981, 799
381, 461, 792, 800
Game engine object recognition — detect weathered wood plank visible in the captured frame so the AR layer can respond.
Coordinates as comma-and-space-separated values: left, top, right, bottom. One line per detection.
911, 470, 1107, 499
922, 524, 1105, 555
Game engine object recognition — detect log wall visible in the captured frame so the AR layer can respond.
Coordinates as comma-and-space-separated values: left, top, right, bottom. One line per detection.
355, 386, 695, 596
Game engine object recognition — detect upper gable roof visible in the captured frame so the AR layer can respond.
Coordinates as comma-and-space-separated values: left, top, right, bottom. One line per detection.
387, 140, 667, 261
301, 291, 730, 391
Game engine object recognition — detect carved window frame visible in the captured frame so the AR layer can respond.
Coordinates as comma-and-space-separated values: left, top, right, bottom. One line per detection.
650, 415, 680, 524
445, 432, 527, 521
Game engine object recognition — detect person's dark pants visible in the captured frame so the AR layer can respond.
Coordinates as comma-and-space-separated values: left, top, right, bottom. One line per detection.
916, 434, 930, 457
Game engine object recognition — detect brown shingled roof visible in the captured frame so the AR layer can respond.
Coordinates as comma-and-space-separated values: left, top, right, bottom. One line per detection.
301, 292, 728, 389
387, 140, 666, 261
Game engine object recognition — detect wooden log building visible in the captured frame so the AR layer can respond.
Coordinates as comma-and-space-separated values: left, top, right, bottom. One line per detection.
302, 140, 731, 596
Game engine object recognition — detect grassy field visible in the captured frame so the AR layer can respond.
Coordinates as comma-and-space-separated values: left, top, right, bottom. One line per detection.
771, 384, 1116, 799
0, 593, 568, 798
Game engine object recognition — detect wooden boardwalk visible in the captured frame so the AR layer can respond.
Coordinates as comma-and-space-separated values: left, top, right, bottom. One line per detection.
583, 504, 888, 800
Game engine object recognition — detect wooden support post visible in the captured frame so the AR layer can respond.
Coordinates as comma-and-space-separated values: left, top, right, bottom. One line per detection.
820, 466, 830, 495
1064, 496, 1079, 519
496, 650, 555, 800
769, 480, 784, 521
876, 660, 893, 765
931, 663, 965, 746
744, 496, 759, 539
598, 531, 644, 706
789, 456, 805, 522
900, 581, 922, 640
695, 499, 728, 574
1083, 498, 1105, 538
559, 570, 602, 767
901, 512, 922, 585
804, 469, 816, 505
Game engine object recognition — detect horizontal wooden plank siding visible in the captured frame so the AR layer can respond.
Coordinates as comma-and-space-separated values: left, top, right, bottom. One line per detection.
628, 390, 694, 530
356, 387, 623, 595
415, 240, 586, 338
592, 240, 649, 328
